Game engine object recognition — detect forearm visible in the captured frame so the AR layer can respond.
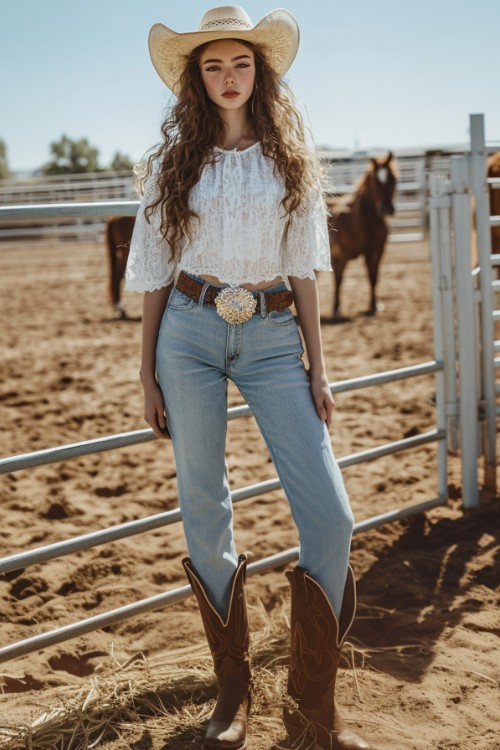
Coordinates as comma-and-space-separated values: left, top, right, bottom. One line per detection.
288, 276, 326, 377
289, 275, 334, 426
140, 285, 172, 386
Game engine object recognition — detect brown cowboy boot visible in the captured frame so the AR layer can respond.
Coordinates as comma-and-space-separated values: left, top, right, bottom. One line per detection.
183, 555, 251, 750
283, 565, 371, 750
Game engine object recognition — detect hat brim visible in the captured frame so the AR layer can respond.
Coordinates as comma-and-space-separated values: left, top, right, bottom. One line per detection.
148, 9, 299, 95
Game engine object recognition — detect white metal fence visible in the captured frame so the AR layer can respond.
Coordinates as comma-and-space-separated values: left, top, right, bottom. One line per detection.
1, 113, 497, 665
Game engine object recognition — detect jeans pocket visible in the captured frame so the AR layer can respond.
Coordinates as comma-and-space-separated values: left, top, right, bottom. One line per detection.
168, 289, 196, 311
266, 308, 295, 326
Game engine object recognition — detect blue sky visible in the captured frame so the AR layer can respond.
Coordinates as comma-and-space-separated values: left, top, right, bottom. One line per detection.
1, 0, 499, 172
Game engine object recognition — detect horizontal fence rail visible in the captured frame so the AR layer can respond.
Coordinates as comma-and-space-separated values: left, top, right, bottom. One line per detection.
0, 361, 441, 475
0, 201, 139, 220
0, 429, 444, 576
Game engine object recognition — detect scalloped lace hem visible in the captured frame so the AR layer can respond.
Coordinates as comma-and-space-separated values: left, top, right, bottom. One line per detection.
125, 278, 173, 293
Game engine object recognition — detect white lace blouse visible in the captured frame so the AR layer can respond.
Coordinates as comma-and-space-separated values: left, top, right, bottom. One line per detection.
124, 142, 331, 292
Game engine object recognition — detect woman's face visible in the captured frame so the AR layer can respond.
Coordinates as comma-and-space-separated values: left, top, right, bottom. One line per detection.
199, 39, 256, 111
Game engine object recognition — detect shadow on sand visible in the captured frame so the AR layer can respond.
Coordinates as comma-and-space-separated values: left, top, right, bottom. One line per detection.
350, 498, 499, 682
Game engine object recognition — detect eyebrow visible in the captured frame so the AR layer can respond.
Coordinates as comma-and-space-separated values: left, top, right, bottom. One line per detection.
202, 54, 252, 64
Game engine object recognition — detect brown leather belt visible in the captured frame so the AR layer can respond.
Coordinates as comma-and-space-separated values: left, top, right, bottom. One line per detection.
175, 271, 294, 314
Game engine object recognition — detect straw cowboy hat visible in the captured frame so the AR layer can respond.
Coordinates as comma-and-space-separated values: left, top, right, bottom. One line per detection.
148, 5, 300, 95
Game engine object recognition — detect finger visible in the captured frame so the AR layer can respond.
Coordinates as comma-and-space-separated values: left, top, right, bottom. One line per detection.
324, 398, 335, 428
157, 406, 171, 437
157, 405, 168, 430
145, 411, 167, 440
316, 399, 327, 422
154, 421, 169, 439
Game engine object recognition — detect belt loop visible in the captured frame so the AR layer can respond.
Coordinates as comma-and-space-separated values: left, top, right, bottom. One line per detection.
199, 282, 210, 306
259, 291, 267, 318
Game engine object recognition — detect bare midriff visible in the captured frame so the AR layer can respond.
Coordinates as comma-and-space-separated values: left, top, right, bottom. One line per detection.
198, 274, 284, 291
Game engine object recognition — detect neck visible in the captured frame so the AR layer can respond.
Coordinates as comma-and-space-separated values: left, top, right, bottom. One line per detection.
218, 106, 254, 150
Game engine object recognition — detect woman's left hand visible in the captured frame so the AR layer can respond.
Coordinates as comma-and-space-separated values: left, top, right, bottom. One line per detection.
309, 371, 335, 429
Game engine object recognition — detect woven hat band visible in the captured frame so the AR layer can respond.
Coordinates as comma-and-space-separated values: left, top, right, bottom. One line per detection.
200, 17, 253, 31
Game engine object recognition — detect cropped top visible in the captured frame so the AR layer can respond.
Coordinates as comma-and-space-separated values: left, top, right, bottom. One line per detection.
124, 142, 331, 292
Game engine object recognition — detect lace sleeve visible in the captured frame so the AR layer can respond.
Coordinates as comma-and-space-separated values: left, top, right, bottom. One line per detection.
124, 164, 177, 293
282, 184, 332, 279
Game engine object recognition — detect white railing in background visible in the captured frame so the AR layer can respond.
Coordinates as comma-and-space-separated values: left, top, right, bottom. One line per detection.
0, 170, 136, 241
0, 155, 429, 243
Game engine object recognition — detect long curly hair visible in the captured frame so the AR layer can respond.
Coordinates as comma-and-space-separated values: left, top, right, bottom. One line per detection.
144, 40, 319, 259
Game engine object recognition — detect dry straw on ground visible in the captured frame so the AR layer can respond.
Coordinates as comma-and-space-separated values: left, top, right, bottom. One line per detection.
0, 603, 365, 750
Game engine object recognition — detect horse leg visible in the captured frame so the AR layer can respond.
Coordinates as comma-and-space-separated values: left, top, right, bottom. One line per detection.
115, 245, 130, 318
107, 219, 130, 319
331, 254, 348, 321
107, 223, 124, 318
364, 247, 384, 315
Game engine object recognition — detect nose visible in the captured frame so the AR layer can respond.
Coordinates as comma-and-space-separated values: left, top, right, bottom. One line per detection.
224, 71, 235, 85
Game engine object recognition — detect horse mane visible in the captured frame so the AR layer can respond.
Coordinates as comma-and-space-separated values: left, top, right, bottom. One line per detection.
357, 169, 373, 193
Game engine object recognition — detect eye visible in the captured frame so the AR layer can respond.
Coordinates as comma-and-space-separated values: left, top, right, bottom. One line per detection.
204, 65, 220, 72
235, 62, 251, 68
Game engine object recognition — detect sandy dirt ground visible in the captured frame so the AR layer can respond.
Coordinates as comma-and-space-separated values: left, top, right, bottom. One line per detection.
0, 236, 498, 749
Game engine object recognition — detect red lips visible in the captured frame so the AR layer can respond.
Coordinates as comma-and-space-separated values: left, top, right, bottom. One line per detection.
222, 89, 239, 98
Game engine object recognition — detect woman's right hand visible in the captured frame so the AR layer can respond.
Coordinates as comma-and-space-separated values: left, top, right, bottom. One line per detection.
142, 380, 170, 439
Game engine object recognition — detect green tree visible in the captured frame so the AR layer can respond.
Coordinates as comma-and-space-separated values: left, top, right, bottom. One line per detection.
110, 151, 134, 171
43, 134, 101, 175
0, 139, 9, 179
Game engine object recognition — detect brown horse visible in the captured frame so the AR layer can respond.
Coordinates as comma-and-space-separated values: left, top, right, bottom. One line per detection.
326, 153, 396, 320
488, 152, 500, 253
106, 216, 135, 319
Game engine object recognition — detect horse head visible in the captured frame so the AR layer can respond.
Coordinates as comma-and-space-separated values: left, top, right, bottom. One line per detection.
365, 152, 396, 217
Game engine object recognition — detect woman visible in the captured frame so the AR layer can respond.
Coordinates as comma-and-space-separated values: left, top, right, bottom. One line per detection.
125, 6, 370, 750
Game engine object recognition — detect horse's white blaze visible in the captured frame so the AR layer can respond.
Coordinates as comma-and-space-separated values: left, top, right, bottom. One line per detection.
377, 167, 388, 184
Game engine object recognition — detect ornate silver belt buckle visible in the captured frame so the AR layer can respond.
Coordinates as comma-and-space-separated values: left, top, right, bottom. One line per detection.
214, 286, 257, 324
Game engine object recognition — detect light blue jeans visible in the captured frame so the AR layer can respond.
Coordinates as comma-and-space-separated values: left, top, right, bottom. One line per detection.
156, 276, 354, 620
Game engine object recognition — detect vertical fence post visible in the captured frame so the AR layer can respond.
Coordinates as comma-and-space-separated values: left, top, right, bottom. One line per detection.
429, 174, 451, 501
469, 114, 497, 500
429, 174, 460, 454
451, 155, 480, 508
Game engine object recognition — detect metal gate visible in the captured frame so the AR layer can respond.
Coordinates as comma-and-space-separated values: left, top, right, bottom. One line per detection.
429, 113, 499, 506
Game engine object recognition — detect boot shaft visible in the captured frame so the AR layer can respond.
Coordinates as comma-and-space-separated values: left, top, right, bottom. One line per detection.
286, 565, 356, 706
284, 566, 373, 748
183, 555, 250, 678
